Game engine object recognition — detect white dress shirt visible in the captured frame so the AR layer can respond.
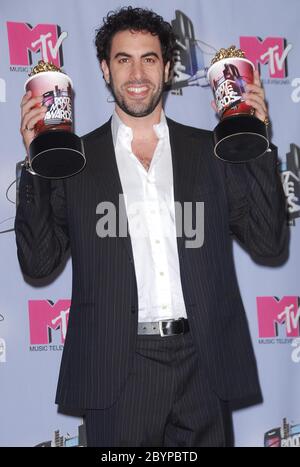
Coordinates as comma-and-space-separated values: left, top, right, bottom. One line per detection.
111, 110, 187, 322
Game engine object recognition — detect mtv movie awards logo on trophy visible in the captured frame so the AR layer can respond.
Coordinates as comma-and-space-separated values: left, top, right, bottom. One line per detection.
6, 22, 67, 73
264, 418, 300, 447
28, 299, 71, 351
239, 36, 292, 84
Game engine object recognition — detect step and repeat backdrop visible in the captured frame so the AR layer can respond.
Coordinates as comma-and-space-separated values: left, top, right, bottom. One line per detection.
0, 0, 299, 447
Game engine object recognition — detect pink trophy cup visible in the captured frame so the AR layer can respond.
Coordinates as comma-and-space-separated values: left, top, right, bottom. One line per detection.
207, 46, 269, 162
24, 61, 85, 178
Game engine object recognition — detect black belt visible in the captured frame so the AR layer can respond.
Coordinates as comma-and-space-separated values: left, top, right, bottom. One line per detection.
137, 317, 189, 337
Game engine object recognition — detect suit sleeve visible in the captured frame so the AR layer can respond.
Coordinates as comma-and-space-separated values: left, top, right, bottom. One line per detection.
224, 145, 288, 259
14, 166, 70, 278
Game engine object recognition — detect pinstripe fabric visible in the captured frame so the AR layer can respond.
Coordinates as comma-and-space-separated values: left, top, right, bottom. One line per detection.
14, 117, 288, 411
85, 331, 233, 447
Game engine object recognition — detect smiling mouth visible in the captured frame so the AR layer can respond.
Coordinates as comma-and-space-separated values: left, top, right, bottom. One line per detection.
126, 86, 150, 98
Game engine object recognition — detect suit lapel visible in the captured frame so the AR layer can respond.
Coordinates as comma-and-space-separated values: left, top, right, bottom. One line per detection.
167, 118, 203, 257
86, 119, 134, 264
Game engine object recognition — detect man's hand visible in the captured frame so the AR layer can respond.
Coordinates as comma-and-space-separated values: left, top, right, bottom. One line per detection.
242, 69, 268, 123
20, 90, 47, 153
210, 70, 269, 124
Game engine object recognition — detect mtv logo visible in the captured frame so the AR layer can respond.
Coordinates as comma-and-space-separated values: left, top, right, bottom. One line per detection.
239, 36, 292, 79
257, 296, 300, 338
6, 22, 67, 67
28, 299, 71, 344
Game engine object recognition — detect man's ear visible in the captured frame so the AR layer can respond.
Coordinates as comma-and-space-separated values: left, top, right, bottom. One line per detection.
164, 61, 171, 83
101, 59, 110, 84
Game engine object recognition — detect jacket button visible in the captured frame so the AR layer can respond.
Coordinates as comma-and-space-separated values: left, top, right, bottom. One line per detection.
131, 307, 136, 314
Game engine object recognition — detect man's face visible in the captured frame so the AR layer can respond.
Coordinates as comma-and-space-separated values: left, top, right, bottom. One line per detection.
101, 29, 170, 117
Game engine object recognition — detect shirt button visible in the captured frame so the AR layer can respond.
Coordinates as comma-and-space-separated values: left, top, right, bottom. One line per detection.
159, 272, 164, 276
162, 305, 168, 310
155, 240, 160, 244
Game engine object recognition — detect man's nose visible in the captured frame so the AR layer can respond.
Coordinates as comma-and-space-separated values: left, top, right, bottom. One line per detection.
130, 61, 144, 81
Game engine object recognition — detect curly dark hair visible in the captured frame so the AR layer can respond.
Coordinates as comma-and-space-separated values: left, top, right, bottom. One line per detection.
95, 6, 176, 67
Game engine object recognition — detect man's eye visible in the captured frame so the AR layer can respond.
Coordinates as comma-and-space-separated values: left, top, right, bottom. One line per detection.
119, 58, 129, 63
145, 57, 155, 63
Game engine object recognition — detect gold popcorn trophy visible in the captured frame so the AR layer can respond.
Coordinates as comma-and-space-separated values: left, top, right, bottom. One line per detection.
207, 46, 269, 162
24, 61, 85, 178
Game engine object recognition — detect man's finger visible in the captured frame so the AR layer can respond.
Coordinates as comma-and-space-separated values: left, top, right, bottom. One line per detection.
253, 69, 262, 87
243, 94, 268, 115
20, 90, 32, 107
245, 83, 265, 99
21, 96, 43, 119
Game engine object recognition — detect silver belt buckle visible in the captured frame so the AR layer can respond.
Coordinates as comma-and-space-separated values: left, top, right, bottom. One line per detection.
158, 318, 176, 337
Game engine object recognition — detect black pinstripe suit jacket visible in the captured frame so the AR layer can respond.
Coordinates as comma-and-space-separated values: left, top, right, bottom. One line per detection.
15, 117, 287, 409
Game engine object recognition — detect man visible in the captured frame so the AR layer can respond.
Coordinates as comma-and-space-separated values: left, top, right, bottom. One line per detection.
16, 7, 287, 447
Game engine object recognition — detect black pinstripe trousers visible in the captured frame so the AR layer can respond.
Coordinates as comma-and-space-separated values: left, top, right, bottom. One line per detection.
84, 330, 234, 447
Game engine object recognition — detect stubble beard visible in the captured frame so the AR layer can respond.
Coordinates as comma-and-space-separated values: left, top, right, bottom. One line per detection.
108, 73, 165, 118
